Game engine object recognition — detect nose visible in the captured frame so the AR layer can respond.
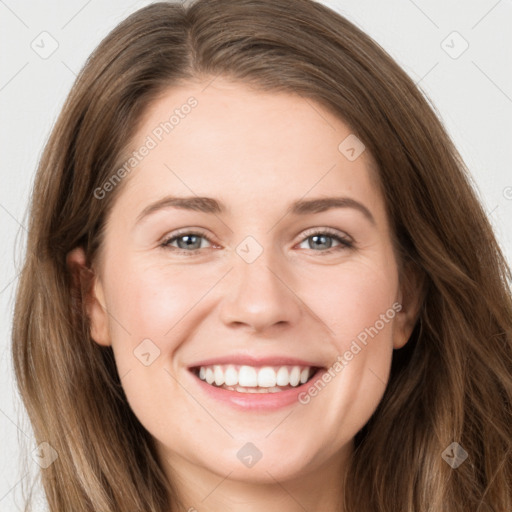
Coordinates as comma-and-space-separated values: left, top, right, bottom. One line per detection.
218, 246, 302, 333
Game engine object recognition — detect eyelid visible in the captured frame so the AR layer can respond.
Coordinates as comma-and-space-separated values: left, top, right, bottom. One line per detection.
298, 226, 353, 244
161, 227, 352, 243
160, 227, 215, 245
160, 226, 355, 255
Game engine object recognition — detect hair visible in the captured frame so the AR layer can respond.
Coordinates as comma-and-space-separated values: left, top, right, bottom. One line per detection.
11, 0, 512, 510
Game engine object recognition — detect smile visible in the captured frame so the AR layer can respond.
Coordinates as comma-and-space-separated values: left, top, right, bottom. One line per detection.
190, 364, 321, 393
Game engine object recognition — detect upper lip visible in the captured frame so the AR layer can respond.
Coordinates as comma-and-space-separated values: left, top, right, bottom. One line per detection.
188, 354, 325, 369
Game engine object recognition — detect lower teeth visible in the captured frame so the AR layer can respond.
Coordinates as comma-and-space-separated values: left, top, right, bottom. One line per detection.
216, 384, 292, 393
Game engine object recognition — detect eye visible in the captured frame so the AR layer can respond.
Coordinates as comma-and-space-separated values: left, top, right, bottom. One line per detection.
160, 227, 353, 256
160, 229, 214, 254
297, 228, 353, 254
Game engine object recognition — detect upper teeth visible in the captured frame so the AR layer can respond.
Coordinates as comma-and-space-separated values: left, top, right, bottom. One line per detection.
197, 365, 314, 388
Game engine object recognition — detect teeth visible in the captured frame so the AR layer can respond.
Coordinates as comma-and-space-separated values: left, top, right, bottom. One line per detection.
224, 385, 283, 393
276, 366, 289, 386
224, 365, 238, 386
300, 368, 310, 384
214, 365, 225, 386
205, 367, 214, 385
194, 364, 316, 390
257, 366, 277, 387
239, 365, 258, 387
289, 366, 301, 386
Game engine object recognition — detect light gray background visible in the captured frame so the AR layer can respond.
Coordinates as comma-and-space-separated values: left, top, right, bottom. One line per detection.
1, 0, 511, 510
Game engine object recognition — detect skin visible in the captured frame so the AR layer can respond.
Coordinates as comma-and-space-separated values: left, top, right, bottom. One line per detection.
68, 77, 420, 511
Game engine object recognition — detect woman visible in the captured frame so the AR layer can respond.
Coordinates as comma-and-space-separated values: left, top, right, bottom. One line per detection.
12, 0, 512, 510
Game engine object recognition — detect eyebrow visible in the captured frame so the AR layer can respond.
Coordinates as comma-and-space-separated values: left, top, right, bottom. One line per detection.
135, 195, 376, 225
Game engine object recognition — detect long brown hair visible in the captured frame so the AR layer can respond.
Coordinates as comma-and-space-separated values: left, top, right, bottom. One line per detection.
12, 0, 512, 510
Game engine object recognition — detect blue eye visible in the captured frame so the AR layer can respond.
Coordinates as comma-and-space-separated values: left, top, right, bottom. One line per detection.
298, 229, 353, 253
160, 228, 353, 256
161, 231, 212, 252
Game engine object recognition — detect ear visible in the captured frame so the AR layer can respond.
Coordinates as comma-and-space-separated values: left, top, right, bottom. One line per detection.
393, 262, 424, 350
66, 247, 111, 347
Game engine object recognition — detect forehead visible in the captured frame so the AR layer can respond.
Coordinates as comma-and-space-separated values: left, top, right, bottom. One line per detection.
112, 78, 385, 223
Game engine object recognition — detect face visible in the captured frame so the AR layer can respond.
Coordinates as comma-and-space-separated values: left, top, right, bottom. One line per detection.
73, 77, 417, 497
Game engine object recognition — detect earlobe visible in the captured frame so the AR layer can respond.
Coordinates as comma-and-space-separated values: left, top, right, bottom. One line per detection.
66, 247, 111, 347
393, 309, 416, 350
393, 263, 425, 350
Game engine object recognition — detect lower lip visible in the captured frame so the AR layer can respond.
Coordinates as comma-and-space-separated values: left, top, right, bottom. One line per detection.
189, 369, 327, 411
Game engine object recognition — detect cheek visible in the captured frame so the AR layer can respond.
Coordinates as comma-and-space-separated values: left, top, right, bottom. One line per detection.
103, 262, 204, 435
103, 258, 226, 405
106, 260, 204, 347
304, 253, 399, 345
295, 256, 399, 430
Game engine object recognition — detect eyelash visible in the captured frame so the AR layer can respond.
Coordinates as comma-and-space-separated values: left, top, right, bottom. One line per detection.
160, 227, 354, 256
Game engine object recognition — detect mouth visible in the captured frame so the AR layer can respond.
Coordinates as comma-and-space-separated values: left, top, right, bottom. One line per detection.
189, 364, 322, 394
